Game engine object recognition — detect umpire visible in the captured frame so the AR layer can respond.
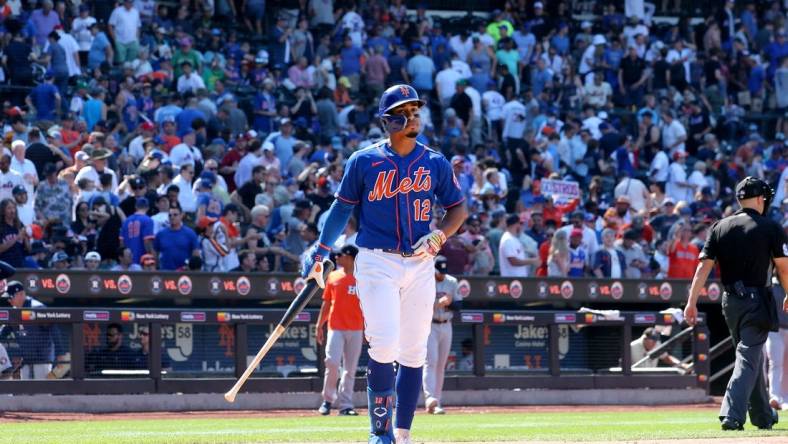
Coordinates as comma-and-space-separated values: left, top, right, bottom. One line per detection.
685, 176, 788, 431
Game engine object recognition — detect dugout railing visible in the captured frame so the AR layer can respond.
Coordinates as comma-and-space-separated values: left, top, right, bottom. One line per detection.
0, 308, 710, 396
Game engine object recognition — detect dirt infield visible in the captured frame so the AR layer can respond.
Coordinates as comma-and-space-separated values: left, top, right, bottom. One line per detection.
0, 403, 721, 423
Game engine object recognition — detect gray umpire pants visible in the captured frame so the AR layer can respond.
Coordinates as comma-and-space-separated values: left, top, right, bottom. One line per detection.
719, 291, 775, 427
321, 329, 362, 410
423, 321, 452, 404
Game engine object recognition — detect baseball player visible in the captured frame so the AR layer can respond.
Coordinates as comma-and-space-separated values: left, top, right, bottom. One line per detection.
316, 244, 363, 416
423, 256, 461, 415
302, 84, 468, 444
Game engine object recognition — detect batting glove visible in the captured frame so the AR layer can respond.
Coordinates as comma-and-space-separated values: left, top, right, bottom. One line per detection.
301, 243, 332, 288
411, 229, 447, 259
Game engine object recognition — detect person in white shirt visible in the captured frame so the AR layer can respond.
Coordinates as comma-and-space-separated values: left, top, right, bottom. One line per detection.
499, 214, 540, 277
71, 5, 96, 64
649, 148, 670, 185
169, 132, 202, 170
631, 328, 686, 369
583, 71, 612, 108
448, 33, 473, 62
10, 140, 37, 203
435, 61, 462, 108
75, 148, 118, 192
579, 35, 606, 81
108, 0, 141, 63
177, 61, 206, 94
666, 151, 694, 203
55, 28, 81, 78
172, 164, 197, 213
556, 211, 599, 264
234, 141, 265, 188
0, 154, 25, 202
687, 161, 708, 197
614, 175, 649, 212
501, 98, 527, 143
661, 110, 687, 156
482, 81, 506, 143
151, 193, 170, 234
450, 52, 471, 79
340, 5, 365, 47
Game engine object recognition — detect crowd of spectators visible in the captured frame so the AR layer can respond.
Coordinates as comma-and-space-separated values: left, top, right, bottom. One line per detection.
0, 0, 787, 279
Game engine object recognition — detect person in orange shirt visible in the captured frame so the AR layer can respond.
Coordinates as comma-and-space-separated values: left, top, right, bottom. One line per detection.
667, 222, 699, 279
316, 244, 363, 417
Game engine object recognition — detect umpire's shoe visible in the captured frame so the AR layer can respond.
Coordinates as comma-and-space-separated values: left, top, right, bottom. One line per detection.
721, 417, 744, 431
757, 408, 779, 430
318, 401, 331, 415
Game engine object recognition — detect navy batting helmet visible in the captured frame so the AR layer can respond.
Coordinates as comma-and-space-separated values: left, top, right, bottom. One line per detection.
378, 84, 425, 133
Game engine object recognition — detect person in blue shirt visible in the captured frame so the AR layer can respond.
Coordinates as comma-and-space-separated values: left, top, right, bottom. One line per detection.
121, 197, 154, 264
406, 44, 435, 92
26, 72, 61, 121
196, 172, 223, 219
153, 205, 199, 270
340, 35, 364, 92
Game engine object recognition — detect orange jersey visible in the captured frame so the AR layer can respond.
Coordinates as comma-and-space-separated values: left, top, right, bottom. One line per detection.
667, 240, 699, 279
323, 269, 363, 331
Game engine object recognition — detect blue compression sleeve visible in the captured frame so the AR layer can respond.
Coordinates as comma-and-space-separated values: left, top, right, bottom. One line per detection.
317, 199, 354, 248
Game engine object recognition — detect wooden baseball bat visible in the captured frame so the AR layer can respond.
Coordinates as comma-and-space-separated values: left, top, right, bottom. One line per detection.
224, 261, 333, 403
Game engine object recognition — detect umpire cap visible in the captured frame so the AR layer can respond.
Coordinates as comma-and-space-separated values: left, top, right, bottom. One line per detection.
435, 255, 449, 274
735, 176, 774, 201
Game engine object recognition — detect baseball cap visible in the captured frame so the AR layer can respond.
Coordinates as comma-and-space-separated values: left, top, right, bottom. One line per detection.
331, 136, 343, 149
570, 228, 583, 238
200, 171, 217, 188
85, 251, 101, 262
505, 214, 521, 226
435, 255, 449, 273
140, 121, 155, 131
450, 155, 464, 165
642, 327, 660, 341
135, 197, 149, 209
11, 140, 25, 149
12, 185, 26, 196
662, 198, 675, 207
262, 141, 274, 152
51, 251, 69, 263
5, 281, 24, 296
338, 244, 359, 258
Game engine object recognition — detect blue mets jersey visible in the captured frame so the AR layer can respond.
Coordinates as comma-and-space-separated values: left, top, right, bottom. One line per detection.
336, 139, 464, 253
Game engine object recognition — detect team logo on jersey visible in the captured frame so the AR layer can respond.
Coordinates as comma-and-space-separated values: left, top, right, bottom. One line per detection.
560, 281, 574, 299
457, 280, 471, 299
659, 282, 673, 301
117, 275, 133, 295
610, 281, 624, 300
55, 274, 71, 294
707, 283, 720, 301
348, 285, 357, 295
368, 167, 432, 201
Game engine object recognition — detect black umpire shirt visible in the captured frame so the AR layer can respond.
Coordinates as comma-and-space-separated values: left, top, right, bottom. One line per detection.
700, 208, 788, 287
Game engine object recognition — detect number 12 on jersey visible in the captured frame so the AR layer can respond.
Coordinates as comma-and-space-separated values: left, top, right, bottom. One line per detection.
413, 199, 431, 222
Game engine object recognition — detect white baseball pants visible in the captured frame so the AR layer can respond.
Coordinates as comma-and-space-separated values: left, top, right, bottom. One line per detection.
354, 248, 435, 367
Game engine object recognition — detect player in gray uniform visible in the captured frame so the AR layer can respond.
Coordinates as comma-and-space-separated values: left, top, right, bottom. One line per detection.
423, 256, 462, 415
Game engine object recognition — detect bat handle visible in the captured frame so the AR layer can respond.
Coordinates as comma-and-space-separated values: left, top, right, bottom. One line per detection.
224, 324, 286, 403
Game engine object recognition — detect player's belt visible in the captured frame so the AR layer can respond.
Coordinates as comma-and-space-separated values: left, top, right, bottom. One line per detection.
379, 248, 415, 257
432, 319, 450, 324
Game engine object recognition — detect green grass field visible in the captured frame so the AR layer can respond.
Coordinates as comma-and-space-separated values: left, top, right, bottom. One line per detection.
2, 409, 787, 444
